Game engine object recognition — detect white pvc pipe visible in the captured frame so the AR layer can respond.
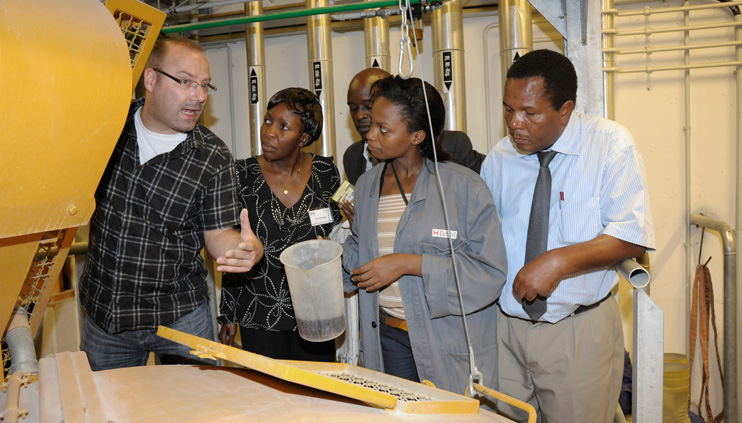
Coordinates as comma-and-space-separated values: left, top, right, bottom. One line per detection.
616, 258, 650, 289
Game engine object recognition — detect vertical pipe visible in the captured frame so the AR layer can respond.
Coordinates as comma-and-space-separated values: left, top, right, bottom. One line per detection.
307, 0, 336, 158
190, 0, 200, 41
2, 371, 26, 423
498, 0, 532, 91
735, 14, 742, 422
432, 0, 467, 132
723, 237, 738, 423
226, 47, 239, 154
6, 306, 38, 375
690, 214, 738, 423
364, 0, 390, 71
245, 0, 266, 157
497, 0, 532, 138
483, 22, 498, 151
602, 0, 615, 120
684, 0, 692, 362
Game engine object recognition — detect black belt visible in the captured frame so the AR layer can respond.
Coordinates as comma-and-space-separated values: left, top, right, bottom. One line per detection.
571, 293, 612, 316
505, 293, 612, 324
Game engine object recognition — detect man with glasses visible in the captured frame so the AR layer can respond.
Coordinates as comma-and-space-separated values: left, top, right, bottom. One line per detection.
79, 35, 263, 370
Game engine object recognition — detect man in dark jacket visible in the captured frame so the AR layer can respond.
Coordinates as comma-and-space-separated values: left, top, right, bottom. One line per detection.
343, 67, 484, 185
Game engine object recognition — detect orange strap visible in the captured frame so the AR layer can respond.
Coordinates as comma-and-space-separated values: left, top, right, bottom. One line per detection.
689, 263, 725, 423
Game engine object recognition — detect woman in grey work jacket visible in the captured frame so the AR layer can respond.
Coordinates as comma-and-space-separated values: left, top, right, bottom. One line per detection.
341, 75, 508, 396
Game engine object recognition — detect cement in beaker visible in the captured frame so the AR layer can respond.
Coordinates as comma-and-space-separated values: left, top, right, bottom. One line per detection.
280, 239, 345, 342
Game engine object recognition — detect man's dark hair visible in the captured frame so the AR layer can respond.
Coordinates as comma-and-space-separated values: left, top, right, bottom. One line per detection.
506, 49, 577, 110
369, 76, 451, 162
267, 87, 323, 145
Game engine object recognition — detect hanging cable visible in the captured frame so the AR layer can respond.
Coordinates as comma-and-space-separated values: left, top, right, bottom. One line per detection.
398, 0, 414, 78
405, 5, 482, 397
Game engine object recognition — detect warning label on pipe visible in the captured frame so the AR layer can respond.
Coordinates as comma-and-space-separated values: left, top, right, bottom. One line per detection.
250, 68, 259, 104
313, 62, 322, 97
443, 52, 453, 91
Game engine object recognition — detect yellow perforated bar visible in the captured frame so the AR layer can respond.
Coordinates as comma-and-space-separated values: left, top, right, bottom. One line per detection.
106, 0, 166, 90
157, 326, 481, 414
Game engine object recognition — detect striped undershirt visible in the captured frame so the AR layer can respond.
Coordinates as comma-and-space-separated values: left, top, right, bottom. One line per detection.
377, 193, 410, 320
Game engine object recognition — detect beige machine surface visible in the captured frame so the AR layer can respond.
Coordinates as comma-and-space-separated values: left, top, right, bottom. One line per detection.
0, 1, 524, 422
40, 351, 516, 423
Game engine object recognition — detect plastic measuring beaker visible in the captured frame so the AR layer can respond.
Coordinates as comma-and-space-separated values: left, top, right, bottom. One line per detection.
280, 239, 345, 342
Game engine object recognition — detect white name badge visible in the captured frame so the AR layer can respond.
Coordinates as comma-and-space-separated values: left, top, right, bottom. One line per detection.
309, 207, 333, 226
431, 229, 457, 239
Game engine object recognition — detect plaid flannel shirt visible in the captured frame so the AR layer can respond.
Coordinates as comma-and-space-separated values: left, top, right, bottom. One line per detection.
79, 98, 240, 333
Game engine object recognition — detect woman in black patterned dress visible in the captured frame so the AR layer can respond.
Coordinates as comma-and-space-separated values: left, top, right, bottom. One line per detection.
218, 87, 341, 361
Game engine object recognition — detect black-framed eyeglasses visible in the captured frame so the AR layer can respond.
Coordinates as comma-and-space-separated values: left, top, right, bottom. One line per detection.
153, 68, 217, 95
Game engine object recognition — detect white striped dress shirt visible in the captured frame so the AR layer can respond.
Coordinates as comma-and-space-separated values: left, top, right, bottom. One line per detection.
480, 112, 655, 323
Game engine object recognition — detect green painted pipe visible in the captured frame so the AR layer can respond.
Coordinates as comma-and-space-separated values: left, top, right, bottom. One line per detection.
162, 0, 427, 34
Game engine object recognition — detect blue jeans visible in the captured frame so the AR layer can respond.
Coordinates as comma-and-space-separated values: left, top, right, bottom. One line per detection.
380, 322, 420, 382
80, 301, 216, 371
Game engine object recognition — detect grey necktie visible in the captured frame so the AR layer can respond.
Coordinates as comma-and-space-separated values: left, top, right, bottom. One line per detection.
523, 150, 557, 320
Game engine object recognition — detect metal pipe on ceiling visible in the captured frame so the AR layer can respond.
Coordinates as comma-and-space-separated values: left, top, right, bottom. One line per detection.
307, 0, 336, 158
497, 0, 532, 139
482, 22, 498, 151
364, 0, 391, 71
161, 0, 429, 33
498, 0, 532, 80
169, 0, 258, 14
245, 0, 266, 157
432, 0, 466, 132
190, 0, 201, 40
332, 7, 399, 21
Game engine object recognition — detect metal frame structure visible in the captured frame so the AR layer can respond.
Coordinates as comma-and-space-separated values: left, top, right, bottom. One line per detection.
602, 2, 741, 421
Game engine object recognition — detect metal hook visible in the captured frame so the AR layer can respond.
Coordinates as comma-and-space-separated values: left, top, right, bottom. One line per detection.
398, 37, 413, 79
467, 368, 483, 398
466, 352, 482, 397
397, 0, 413, 78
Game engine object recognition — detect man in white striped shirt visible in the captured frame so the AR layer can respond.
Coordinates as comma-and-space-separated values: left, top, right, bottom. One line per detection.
480, 49, 655, 423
